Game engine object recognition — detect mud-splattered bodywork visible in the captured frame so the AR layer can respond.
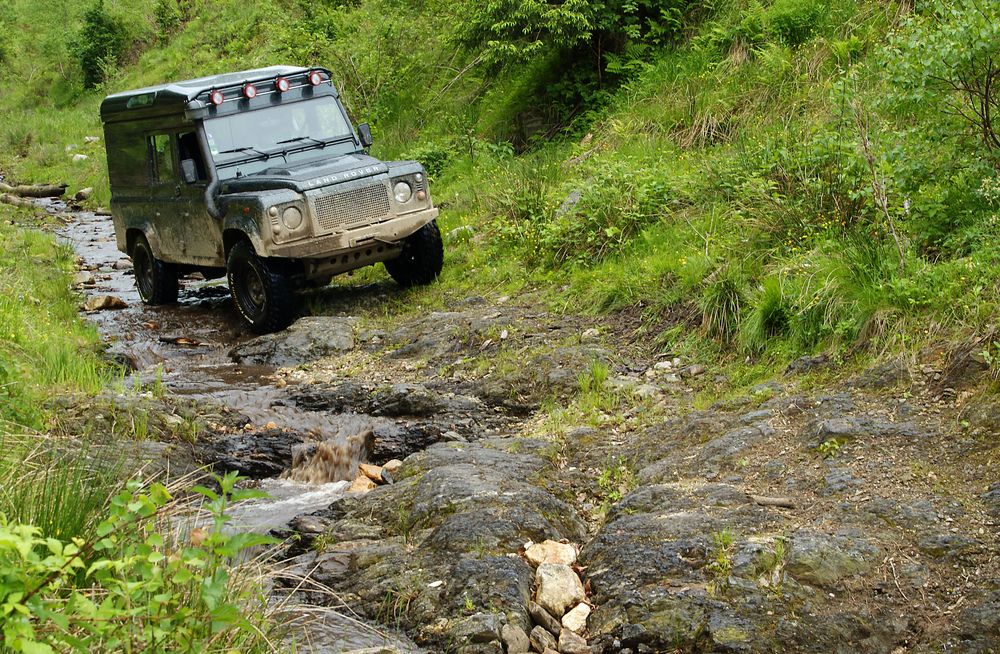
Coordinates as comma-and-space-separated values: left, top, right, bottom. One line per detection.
100, 66, 437, 283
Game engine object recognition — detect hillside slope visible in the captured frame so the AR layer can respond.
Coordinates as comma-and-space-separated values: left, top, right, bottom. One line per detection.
1, 0, 998, 369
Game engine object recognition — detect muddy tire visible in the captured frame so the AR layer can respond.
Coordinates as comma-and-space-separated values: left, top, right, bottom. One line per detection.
384, 220, 444, 287
226, 240, 296, 334
131, 234, 178, 305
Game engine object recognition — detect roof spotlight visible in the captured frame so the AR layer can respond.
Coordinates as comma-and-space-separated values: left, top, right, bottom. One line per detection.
209, 89, 225, 106
308, 70, 324, 86
242, 83, 257, 99
274, 77, 290, 93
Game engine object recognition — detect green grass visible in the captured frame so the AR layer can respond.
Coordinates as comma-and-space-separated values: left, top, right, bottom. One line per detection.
1, 0, 999, 370
0, 210, 107, 430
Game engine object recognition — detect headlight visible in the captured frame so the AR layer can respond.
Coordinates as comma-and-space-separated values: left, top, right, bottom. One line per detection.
282, 206, 303, 230
393, 181, 412, 204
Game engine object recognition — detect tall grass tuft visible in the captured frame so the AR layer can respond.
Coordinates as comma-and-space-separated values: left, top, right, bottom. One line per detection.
699, 267, 746, 341
740, 275, 790, 352
0, 433, 124, 542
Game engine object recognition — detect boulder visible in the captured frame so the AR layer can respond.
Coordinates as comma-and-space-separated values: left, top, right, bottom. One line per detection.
535, 564, 585, 618
501, 623, 530, 653
230, 316, 357, 366
528, 601, 562, 637
530, 625, 557, 653
83, 295, 127, 311
561, 603, 591, 634
525, 540, 577, 567
557, 629, 590, 654
348, 475, 376, 493
785, 531, 880, 588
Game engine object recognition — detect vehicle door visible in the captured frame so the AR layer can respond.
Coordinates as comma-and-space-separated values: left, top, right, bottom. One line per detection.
145, 131, 222, 266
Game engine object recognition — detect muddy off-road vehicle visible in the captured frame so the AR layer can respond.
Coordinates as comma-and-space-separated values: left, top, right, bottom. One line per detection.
100, 66, 442, 333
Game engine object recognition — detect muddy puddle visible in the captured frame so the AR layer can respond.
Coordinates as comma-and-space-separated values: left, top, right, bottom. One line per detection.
49, 202, 425, 652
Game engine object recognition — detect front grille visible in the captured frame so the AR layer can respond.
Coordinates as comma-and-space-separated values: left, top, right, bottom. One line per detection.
314, 184, 391, 233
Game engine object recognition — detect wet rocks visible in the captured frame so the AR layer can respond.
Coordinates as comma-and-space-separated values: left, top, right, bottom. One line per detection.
535, 564, 585, 618
83, 294, 127, 311
231, 316, 357, 366
201, 428, 309, 478
285, 442, 586, 651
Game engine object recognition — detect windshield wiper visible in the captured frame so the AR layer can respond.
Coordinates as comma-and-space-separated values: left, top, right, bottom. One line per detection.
276, 135, 327, 147
216, 146, 270, 159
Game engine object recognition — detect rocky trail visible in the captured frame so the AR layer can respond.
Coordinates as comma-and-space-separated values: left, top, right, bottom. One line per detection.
54, 203, 1000, 653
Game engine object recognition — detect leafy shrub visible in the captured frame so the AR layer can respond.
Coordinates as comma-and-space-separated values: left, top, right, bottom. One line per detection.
154, 0, 182, 39
404, 140, 457, 178
764, 0, 825, 47
540, 162, 679, 265
885, 0, 1000, 154
0, 472, 276, 653
73, 1, 129, 88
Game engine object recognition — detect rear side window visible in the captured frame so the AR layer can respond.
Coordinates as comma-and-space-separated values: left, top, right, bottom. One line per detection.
148, 134, 175, 183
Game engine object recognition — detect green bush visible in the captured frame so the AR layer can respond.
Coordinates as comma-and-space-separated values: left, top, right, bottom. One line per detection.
885, 0, 1000, 154
73, 1, 130, 88
764, 0, 826, 47
154, 0, 182, 39
0, 472, 276, 653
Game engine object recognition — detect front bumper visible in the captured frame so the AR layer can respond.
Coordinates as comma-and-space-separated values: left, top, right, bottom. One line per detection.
265, 207, 439, 259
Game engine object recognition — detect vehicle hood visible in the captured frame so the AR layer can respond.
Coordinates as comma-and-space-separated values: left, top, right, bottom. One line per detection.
219, 154, 388, 194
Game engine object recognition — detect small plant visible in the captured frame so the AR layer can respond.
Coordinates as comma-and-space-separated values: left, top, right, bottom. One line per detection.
818, 437, 844, 458
596, 456, 637, 506
706, 528, 737, 593
578, 359, 610, 395
752, 536, 788, 591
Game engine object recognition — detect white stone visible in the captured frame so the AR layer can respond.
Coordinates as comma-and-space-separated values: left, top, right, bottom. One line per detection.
71, 154, 89, 163
535, 563, 585, 618
561, 602, 591, 633
525, 539, 577, 567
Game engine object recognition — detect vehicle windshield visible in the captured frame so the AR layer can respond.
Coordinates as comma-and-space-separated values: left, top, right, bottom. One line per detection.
204, 97, 355, 179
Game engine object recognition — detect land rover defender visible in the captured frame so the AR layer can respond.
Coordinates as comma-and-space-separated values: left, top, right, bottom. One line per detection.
100, 66, 442, 333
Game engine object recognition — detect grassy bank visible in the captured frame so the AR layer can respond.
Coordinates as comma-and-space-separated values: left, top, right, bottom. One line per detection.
0, 208, 105, 430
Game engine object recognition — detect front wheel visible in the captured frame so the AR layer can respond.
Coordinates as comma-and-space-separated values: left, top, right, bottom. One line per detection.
131, 234, 178, 305
384, 220, 444, 288
226, 240, 296, 333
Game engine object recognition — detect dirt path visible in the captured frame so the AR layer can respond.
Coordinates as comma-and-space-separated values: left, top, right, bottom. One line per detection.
57, 205, 1000, 653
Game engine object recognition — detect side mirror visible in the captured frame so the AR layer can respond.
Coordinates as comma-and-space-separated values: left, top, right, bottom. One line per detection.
357, 123, 373, 149
180, 159, 198, 184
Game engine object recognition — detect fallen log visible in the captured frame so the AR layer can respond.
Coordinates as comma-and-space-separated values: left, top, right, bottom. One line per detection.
749, 494, 797, 509
0, 193, 36, 208
0, 182, 67, 198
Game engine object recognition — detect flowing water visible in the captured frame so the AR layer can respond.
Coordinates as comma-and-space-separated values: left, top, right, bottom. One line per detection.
47, 201, 425, 652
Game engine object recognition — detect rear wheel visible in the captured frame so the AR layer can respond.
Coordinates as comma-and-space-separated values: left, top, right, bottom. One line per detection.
384, 220, 444, 287
226, 240, 296, 333
131, 234, 178, 305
